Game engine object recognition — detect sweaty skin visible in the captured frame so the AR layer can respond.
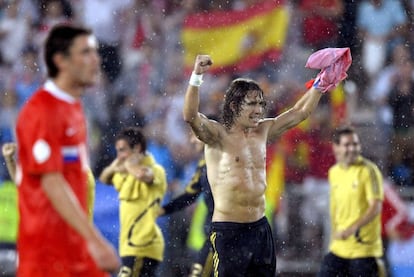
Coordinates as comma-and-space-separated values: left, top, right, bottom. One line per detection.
184, 55, 322, 223
204, 106, 268, 222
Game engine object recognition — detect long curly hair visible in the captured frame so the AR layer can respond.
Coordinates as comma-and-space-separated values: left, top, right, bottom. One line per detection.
221, 78, 265, 129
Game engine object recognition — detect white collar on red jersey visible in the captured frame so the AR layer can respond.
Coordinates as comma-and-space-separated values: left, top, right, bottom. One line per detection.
44, 80, 77, 104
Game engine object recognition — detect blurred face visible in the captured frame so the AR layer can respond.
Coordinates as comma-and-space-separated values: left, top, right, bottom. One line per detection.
236, 90, 265, 128
65, 35, 100, 88
115, 139, 133, 162
333, 133, 361, 166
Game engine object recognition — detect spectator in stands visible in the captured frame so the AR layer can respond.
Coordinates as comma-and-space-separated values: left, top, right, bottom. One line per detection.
8, 45, 44, 109
387, 60, 414, 187
356, 0, 407, 82
0, 0, 30, 66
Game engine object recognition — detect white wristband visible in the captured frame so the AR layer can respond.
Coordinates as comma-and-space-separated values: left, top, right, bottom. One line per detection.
189, 72, 203, 87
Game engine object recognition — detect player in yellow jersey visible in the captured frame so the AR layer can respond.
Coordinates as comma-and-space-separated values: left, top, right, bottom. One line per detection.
319, 126, 386, 277
99, 127, 167, 277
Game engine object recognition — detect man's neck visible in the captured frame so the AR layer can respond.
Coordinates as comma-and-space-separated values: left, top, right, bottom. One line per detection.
52, 77, 83, 99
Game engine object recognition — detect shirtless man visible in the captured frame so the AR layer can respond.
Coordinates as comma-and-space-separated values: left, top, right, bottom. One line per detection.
183, 55, 327, 276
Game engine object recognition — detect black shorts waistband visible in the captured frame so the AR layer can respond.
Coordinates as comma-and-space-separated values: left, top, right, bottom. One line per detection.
211, 216, 268, 231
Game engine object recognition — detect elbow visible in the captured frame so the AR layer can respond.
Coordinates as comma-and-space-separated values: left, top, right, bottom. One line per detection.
299, 109, 312, 121
183, 114, 191, 123
292, 107, 311, 123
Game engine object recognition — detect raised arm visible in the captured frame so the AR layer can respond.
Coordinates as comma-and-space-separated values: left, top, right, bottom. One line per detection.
267, 86, 322, 140
183, 55, 220, 145
2, 143, 17, 182
99, 158, 124, 185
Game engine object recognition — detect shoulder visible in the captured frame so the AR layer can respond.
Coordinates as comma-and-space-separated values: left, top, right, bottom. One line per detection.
328, 164, 342, 180
151, 161, 167, 182
31, 88, 57, 102
22, 89, 66, 116
153, 163, 166, 173
359, 156, 383, 180
328, 163, 340, 173
359, 157, 380, 172
17, 90, 51, 126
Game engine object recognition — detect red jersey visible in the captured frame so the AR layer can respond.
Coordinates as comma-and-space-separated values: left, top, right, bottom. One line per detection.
16, 80, 108, 277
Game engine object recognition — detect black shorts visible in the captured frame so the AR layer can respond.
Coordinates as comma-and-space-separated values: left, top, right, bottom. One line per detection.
210, 217, 276, 277
189, 238, 214, 277
318, 252, 386, 277
118, 256, 159, 277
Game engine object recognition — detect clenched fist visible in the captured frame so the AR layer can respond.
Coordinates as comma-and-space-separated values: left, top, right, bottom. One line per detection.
2, 142, 16, 159
194, 55, 213, 75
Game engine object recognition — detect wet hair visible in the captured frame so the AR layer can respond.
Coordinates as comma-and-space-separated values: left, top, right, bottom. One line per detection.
221, 78, 265, 129
332, 125, 356, 144
44, 24, 92, 78
116, 127, 147, 153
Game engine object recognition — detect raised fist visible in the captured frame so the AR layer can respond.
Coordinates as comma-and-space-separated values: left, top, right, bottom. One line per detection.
2, 142, 16, 159
194, 55, 213, 75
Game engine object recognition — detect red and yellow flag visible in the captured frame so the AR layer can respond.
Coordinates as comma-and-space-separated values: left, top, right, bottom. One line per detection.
182, 0, 289, 74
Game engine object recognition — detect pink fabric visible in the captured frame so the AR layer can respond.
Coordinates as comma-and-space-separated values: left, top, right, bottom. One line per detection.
305, 47, 352, 93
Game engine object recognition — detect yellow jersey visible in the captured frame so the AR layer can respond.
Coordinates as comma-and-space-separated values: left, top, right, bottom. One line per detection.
328, 156, 383, 258
86, 169, 96, 221
112, 154, 167, 261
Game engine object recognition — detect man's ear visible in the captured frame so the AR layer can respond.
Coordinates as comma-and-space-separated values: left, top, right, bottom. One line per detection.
53, 53, 67, 72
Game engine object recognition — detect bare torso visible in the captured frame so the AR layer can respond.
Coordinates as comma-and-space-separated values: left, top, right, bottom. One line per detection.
183, 54, 323, 224
205, 127, 267, 223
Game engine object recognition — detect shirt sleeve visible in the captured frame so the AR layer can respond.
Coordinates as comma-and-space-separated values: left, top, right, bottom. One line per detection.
363, 163, 384, 202
152, 164, 167, 195
20, 102, 63, 175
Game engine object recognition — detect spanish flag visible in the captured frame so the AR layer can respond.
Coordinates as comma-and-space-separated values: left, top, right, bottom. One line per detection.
182, 0, 289, 74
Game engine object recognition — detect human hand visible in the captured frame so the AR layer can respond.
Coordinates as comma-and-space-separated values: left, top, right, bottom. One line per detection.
87, 234, 121, 274
135, 166, 154, 184
109, 158, 127, 173
333, 226, 357, 240
2, 143, 16, 159
194, 55, 212, 74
